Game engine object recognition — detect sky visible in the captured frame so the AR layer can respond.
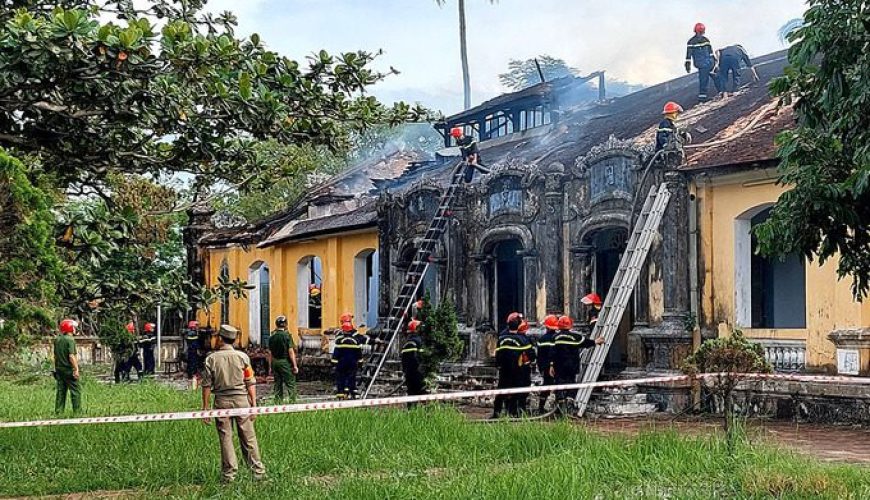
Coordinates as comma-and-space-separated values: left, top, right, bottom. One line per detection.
204, 0, 807, 115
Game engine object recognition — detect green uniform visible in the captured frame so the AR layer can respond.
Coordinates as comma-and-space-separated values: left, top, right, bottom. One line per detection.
268, 329, 296, 403
53, 334, 81, 413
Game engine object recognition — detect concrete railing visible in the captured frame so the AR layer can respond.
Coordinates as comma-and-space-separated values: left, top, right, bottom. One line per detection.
755, 338, 807, 373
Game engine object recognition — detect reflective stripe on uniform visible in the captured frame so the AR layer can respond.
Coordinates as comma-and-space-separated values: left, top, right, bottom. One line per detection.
537, 342, 555, 347
687, 42, 711, 48
335, 344, 362, 349
496, 345, 532, 351
401, 347, 420, 353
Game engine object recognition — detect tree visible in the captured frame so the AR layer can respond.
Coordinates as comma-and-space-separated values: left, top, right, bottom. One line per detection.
498, 55, 578, 91
754, 1, 870, 298
435, 0, 497, 110
682, 330, 771, 451
0, 149, 63, 344
417, 295, 464, 382
0, 1, 428, 200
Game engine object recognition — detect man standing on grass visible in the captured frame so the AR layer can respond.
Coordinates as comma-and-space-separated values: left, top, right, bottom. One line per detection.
201, 325, 266, 483
54, 319, 81, 413
268, 315, 299, 403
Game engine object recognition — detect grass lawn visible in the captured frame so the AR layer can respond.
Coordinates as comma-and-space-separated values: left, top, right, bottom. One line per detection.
1, 371, 869, 499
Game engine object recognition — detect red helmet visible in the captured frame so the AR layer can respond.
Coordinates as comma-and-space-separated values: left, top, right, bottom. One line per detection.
506, 312, 523, 324
339, 312, 353, 323
543, 314, 560, 330
187, 320, 199, 329
581, 293, 603, 306
126, 322, 135, 333
340, 321, 354, 332
450, 127, 463, 139
407, 319, 421, 333
59, 319, 78, 334
518, 320, 529, 334
557, 316, 573, 330
694, 22, 705, 34
144, 322, 156, 333
663, 101, 683, 115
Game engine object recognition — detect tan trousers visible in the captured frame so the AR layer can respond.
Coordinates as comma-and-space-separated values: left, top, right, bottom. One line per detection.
214, 395, 266, 482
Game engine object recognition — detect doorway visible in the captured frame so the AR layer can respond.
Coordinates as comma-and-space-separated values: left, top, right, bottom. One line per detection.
590, 227, 630, 372
490, 239, 524, 331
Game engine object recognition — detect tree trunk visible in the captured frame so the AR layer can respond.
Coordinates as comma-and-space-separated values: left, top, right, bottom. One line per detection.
458, 0, 471, 110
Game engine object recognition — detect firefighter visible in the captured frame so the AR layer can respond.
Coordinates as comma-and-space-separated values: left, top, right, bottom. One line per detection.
493, 312, 533, 418
536, 314, 559, 414
450, 127, 491, 183
553, 316, 604, 414
141, 322, 157, 375
332, 317, 364, 399
411, 299, 425, 321
185, 320, 201, 380
714, 44, 758, 95
113, 322, 135, 383
401, 319, 427, 404
685, 22, 715, 101
581, 293, 603, 328
514, 319, 536, 416
656, 101, 684, 152
125, 321, 143, 380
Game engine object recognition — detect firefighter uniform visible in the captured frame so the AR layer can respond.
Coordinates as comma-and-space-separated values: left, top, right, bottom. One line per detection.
185, 328, 201, 379
716, 45, 754, 93
655, 117, 677, 152
686, 34, 715, 100
332, 329, 366, 398
140, 333, 156, 375
494, 330, 534, 417
401, 327, 426, 398
536, 326, 558, 413
514, 326, 536, 416
553, 329, 598, 405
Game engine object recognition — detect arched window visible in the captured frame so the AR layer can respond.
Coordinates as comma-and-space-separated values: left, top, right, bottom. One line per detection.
247, 262, 270, 345
297, 256, 323, 329
219, 260, 230, 325
354, 249, 379, 329
735, 206, 806, 328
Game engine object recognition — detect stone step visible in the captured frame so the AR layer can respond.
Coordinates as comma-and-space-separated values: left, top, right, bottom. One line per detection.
591, 393, 649, 405
588, 402, 658, 416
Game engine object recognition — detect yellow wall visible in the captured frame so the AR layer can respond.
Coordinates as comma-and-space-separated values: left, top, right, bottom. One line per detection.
200, 230, 378, 346
696, 172, 870, 369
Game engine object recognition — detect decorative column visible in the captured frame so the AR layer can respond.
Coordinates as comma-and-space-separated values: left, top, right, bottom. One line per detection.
521, 251, 540, 323
376, 200, 392, 324
542, 164, 565, 313
660, 170, 691, 332
448, 194, 469, 323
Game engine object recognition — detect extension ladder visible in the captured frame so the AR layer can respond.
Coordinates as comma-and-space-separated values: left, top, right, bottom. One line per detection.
360, 161, 467, 398
574, 183, 672, 417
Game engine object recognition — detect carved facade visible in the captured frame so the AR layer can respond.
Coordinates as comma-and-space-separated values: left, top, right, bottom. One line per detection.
378, 136, 694, 374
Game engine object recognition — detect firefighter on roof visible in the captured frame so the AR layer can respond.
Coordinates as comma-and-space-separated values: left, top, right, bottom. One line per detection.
450, 127, 491, 183
685, 22, 715, 101
714, 44, 759, 95
553, 315, 604, 414
656, 101, 688, 152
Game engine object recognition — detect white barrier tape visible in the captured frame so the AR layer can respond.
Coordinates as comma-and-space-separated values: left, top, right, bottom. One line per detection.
2, 373, 869, 429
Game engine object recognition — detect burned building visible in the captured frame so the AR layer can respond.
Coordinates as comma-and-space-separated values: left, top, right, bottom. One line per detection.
376, 49, 870, 387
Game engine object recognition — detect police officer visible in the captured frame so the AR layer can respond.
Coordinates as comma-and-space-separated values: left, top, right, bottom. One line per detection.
450, 127, 491, 183
714, 44, 758, 95
125, 321, 143, 380
553, 316, 604, 414
685, 22, 715, 101
141, 322, 157, 376
185, 320, 201, 380
536, 314, 559, 414
401, 319, 427, 404
113, 322, 135, 383
268, 315, 299, 403
54, 319, 81, 413
514, 319, 536, 416
200, 325, 266, 483
332, 317, 365, 399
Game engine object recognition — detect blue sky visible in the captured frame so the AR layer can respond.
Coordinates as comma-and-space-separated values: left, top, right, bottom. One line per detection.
205, 0, 806, 115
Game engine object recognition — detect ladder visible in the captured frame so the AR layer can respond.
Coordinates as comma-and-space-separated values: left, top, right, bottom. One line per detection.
574, 183, 672, 417
361, 161, 467, 398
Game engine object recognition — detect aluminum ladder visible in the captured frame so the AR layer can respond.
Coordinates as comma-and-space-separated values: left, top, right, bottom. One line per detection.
574, 182, 672, 417
361, 161, 467, 398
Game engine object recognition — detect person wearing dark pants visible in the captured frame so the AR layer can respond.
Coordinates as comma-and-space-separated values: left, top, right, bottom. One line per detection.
401, 319, 427, 407
536, 315, 559, 414
185, 320, 201, 380
332, 319, 364, 399
552, 315, 605, 415
715, 44, 757, 94
685, 22, 715, 101
140, 322, 157, 376
450, 127, 491, 183
514, 320, 536, 416
54, 319, 81, 413
268, 316, 299, 403
492, 312, 526, 419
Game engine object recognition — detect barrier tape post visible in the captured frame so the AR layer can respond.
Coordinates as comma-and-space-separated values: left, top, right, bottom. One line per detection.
2, 373, 870, 429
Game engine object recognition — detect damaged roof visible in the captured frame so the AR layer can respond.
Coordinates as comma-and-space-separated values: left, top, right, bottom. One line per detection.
387, 50, 791, 192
